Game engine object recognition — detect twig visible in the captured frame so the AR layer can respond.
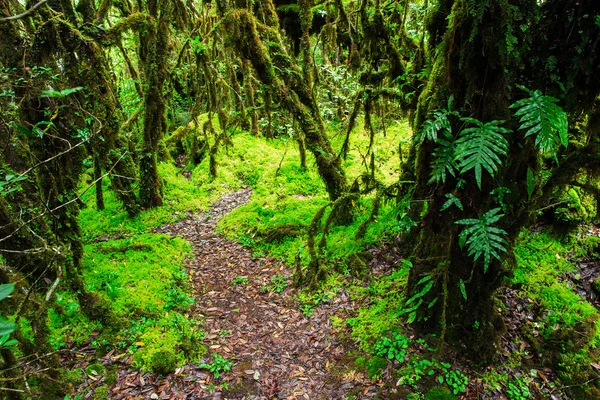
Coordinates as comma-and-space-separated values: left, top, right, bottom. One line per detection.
0, 0, 47, 23
45, 263, 62, 301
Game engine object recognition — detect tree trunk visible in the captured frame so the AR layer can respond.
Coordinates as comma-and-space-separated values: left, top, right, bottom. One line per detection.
139, 2, 170, 208
405, 0, 519, 361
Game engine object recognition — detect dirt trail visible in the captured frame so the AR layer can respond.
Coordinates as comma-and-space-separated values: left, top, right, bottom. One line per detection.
105, 188, 377, 399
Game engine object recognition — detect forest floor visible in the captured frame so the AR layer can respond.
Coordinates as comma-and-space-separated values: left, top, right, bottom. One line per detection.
72, 188, 382, 399
55, 130, 600, 400
59, 188, 600, 400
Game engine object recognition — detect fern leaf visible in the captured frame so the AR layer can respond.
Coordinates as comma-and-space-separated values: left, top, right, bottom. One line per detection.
455, 118, 510, 189
440, 193, 463, 212
419, 110, 451, 142
509, 87, 569, 157
429, 130, 457, 184
455, 208, 508, 273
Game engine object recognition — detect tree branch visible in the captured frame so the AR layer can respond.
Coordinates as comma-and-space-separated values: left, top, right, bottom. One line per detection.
0, 0, 47, 23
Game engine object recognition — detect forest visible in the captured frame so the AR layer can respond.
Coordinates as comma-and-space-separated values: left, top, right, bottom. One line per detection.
0, 0, 599, 399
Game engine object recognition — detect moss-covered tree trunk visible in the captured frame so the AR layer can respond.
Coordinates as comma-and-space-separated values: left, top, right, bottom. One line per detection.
139, 0, 170, 208
405, 0, 526, 360
225, 6, 349, 203
404, 0, 600, 362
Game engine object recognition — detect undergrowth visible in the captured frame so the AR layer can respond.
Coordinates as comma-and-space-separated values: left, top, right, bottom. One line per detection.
46, 115, 600, 398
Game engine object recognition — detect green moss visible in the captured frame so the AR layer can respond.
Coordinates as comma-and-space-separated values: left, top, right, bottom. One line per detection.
425, 387, 457, 400
82, 234, 191, 317
104, 367, 117, 385
345, 267, 409, 352
149, 349, 178, 375
51, 157, 209, 371
85, 363, 105, 376
365, 355, 388, 378
512, 231, 599, 337
93, 385, 109, 400
512, 229, 600, 396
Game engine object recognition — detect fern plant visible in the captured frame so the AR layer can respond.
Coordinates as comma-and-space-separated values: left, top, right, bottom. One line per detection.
509, 86, 568, 158
429, 129, 458, 184
455, 208, 508, 272
455, 118, 510, 189
418, 96, 458, 142
419, 109, 452, 142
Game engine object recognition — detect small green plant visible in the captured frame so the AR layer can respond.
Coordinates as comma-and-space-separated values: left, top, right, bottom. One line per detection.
0, 284, 16, 336
441, 369, 469, 395
265, 274, 287, 293
231, 276, 248, 286
0, 334, 18, 350
506, 376, 531, 400
373, 332, 410, 362
398, 358, 436, 388
219, 329, 230, 337
300, 303, 315, 317
165, 288, 195, 311
198, 353, 233, 379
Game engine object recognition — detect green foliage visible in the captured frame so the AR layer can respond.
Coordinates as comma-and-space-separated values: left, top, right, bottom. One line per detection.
150, 350, 178, 375
425, 387, 457, 400
264, 273, 287, 293
456, 208, 508, 272
418, 96, 457, 143
455, 118, 510, 189
429, 130, 457, 185
0, 284, 16, 336
397, 275, 434, 323
373, 332, 410, 362
198, 353, 234, 379
397, 358, 437, 388
440, 369, 469, 395
510, 86, 568, 157
0, 334, 18, 350
419, 109, 452, 142
231, 276, 249, 286
0, 173, 27, 196
440, 193, 463, 212
506, 375, 531, 400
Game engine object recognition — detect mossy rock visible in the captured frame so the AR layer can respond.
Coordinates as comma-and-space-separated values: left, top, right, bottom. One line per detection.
94, 385, 109, 400
150, 350, 178, 375
592, 276, 600, 294
85, 363, 105, 376
365, 355, 388, 379
105, 367, 117, 385
425, 387, 457, 400
257, 223, 306, 243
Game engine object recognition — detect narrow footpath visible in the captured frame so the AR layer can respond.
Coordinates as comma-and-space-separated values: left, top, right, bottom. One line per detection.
105, 189, 381, 399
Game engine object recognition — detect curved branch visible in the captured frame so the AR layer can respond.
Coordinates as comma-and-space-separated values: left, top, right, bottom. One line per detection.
0, 0, 47, 23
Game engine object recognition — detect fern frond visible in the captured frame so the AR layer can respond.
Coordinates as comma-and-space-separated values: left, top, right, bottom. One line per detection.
440, 193, 463, 212
418, 96, 458, 143
428, 130, 457, 184
456, 208, 508, 273
509, 87, 568, 157
419, 110, 451, 142
454, 118, 510, 190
